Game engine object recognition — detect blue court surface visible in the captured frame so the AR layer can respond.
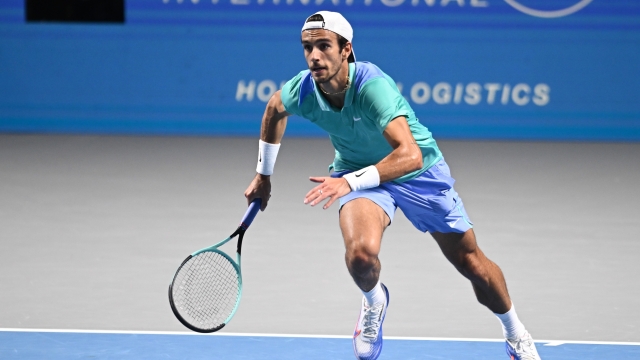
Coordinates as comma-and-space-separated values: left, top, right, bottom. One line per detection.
2, 329, 640, 360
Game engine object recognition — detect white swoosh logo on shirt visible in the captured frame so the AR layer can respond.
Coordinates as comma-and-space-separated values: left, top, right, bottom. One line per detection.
353, 117, 361, 121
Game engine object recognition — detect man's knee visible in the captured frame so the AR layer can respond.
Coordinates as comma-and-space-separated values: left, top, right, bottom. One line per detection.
345, 241, 379, 274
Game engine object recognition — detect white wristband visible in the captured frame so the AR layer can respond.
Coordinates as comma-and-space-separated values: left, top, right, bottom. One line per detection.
343, 165, 380, 192
256, 140, 280, 176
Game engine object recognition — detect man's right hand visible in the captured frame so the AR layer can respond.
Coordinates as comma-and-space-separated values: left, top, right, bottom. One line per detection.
244, 173, 271, 211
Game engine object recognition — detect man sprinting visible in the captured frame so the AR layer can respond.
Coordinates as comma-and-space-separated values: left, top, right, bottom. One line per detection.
244, 11, 541, 360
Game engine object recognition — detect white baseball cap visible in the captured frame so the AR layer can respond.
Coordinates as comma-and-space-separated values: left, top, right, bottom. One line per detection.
301, 11, 356, 62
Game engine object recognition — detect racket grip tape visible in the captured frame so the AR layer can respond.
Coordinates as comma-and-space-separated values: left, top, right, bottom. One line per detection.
240, 198, 261, 229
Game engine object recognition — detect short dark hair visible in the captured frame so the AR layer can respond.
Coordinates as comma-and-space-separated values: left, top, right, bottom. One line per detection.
305, 14, 354, 63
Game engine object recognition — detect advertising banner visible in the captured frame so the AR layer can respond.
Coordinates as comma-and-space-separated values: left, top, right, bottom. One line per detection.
1, 0, 639, 140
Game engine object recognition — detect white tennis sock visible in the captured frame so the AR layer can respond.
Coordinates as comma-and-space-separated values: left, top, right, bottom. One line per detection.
494, 305, 527, 340
362, 281, 385, 306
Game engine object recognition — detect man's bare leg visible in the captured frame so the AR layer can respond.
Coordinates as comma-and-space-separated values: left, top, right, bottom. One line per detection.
341, 198, 390, 360
432, 229, 541, 358
431, 229, 511, 314
339, 198, 389, 292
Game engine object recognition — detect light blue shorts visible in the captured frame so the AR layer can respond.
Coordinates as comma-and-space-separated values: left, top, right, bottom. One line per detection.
333, 158, 473, 233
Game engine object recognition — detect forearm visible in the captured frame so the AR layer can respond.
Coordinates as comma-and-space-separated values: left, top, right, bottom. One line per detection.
260, 90, 289, 144
343, 116, 423, 192
343, 144, 422, 192
374, 143, 423, 183
376, 116, 423, 183
246, 91, 289, 210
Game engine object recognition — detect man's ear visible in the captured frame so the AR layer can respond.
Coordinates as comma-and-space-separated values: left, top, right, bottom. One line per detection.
343, 43, 352, 61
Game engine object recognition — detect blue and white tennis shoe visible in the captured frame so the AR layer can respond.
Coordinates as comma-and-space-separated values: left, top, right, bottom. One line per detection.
505, 331, 541, 360
352, 283, 389, 360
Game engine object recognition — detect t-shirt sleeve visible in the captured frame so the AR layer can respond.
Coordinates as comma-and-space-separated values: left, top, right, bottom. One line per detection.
358, 77, 410, 132
280, 72, 305, 117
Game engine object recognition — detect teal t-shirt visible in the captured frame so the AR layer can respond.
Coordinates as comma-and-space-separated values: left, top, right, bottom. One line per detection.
281, 62, 441, 183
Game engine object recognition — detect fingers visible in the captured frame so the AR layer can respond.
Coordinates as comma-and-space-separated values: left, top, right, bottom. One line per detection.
251, 195, 270, 211
309, 177, 326, 183
304, 177, 352, 209
304, 177, 326, 199
245, 174, 271, 211
244, 190, 254, 206
259, 196, 269, 211
245, 192, 268, 210
303, 186, 321, 205
323, 193, 339, 209
304, 184, 322, 201
303, 178, 338, 209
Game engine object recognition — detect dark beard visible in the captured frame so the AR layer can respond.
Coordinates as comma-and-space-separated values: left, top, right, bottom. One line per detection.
314, 66, 341, 88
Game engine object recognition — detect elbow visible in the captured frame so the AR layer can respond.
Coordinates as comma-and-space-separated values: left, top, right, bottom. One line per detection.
266, 90, 288, 120
407, 147, 423, 172
411, 154, 423, 172
267, 90, 282, 111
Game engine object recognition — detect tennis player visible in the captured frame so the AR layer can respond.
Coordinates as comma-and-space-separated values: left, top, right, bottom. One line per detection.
244, 11, 541, 360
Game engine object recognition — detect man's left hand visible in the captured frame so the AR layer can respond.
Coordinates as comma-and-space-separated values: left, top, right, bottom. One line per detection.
304, 176, 352, 209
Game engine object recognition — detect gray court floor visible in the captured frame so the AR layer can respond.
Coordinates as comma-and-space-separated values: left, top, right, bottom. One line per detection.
1, 135, 639, 342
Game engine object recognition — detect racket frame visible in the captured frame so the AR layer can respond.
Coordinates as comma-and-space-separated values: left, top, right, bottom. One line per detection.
168, 199, 260, 333
168, 227, 246, 333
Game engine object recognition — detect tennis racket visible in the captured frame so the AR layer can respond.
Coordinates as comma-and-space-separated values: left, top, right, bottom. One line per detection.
168, 198, 261, 333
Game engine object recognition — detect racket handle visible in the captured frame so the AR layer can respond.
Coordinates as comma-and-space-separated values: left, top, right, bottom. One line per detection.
240, 198, 261, 229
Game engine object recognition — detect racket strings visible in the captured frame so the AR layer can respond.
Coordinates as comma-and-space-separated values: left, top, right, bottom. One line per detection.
172, 251, 240, 330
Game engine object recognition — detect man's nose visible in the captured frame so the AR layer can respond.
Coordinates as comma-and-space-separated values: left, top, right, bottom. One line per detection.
309, 47, 321, 61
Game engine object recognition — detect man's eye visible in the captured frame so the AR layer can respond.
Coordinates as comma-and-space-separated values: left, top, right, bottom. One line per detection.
303, 45, 311, 51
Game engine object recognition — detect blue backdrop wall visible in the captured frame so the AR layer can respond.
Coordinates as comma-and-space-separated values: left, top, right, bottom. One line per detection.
1, 0, 639, 140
